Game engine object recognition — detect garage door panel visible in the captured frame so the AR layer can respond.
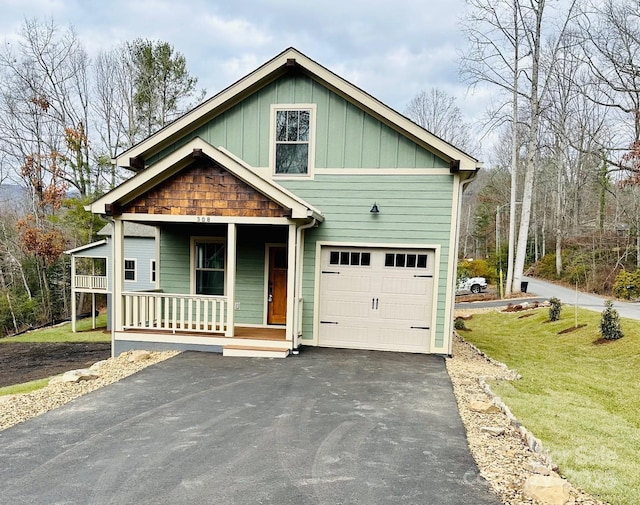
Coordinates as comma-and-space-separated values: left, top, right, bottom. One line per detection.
381, 276, 432, 295
378, 327, 428, 348
322, 273, 372, 293
379, 302, 430, 323
323, 299, 371, 318
320, 324, 372, 345
319, 246, 435, 353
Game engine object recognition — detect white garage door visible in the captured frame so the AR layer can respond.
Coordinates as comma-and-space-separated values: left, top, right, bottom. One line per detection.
318, 246, 435, 353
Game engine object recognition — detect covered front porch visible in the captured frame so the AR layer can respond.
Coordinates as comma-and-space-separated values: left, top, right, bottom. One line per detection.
87, 141, 323, 357
110, 219, 309, 357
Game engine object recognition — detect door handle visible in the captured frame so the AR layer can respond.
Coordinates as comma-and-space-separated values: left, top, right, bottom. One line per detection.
375, 298, 379, 310
372, 298, 379, 310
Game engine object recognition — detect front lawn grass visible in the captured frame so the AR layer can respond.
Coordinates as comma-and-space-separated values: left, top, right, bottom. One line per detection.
463, 307, 640, 505
1, 314, 110, 343
0, 378, 50, 396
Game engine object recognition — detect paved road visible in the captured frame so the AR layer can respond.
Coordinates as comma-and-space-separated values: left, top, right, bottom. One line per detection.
457, 277, 640, 321
523, 276, 640, 320
0, 349, 500, 505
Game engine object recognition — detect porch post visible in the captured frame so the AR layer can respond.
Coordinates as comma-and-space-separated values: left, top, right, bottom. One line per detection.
91, 259, 96, 329
113, 219, 125, 335
71, 256, 77, 333
286, 223, 296, 344
226, 223, 236, 337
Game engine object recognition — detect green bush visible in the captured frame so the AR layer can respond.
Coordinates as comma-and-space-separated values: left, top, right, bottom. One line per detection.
549, 297, 562, 322
612, 269, 640, 300
457, 258, 495, 284
600, 300, 623, 340
532, 253, 560, 279
454, 318, 467, 331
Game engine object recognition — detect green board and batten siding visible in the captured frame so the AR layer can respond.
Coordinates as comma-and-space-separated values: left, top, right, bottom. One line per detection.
280, 174, 454, 349
147, 74, 448, 170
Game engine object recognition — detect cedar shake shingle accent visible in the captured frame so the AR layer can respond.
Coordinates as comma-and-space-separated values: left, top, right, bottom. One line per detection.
121, 161, 289, 218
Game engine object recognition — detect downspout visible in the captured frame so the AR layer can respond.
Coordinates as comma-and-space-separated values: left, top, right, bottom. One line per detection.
449, 170, 479, 356
292, 217, 317, 353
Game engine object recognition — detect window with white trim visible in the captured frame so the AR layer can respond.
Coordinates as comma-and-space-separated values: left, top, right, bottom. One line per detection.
274, 108, 312, 175
194, 240, 225, 295
124, 259, 136, 281
150, 259, 156, 283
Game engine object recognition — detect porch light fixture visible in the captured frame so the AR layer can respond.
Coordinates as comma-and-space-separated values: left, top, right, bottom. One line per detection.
370, 202, 380, 214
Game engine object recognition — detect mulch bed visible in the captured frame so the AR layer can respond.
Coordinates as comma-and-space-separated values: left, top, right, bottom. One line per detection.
558, 324, 587, 334
0, 343, 111, 388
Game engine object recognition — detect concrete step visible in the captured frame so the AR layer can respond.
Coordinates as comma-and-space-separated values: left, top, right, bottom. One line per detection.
222, 345, 290, 358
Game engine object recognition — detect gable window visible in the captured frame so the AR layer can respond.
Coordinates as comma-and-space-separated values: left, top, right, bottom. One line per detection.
194, 240, 225, 295
272, 106, 314, 176
124, 259, 136, 281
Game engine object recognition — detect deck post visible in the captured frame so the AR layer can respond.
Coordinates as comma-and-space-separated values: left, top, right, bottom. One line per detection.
71, 256, 77, 333
226, 223, 236, 336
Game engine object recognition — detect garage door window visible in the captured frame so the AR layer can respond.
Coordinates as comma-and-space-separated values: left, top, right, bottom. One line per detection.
385, 253, 428, 269
329, 251, 371, 266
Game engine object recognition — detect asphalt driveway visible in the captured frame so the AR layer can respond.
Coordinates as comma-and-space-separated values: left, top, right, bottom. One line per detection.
0, 349, 500, 505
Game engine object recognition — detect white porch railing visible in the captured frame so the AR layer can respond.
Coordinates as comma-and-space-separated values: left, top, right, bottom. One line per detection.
122, 291, 227, 333
74, 275, 108, 290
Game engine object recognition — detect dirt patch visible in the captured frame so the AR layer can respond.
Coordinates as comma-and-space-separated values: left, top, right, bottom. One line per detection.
0, 343, 111, 388
593, 337, 620, 345
558, 324, 587, 334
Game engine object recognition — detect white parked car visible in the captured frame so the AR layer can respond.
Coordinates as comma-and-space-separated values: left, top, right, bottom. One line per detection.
457, 276, 488, 295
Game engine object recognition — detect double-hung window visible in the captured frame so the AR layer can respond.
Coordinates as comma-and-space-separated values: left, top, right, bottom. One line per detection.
273, 106, 314, 176
124, 259, 136, 281
194, 240, 225, 295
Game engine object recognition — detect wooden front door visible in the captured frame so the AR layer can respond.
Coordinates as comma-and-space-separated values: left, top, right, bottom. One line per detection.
268, 247, 288, 325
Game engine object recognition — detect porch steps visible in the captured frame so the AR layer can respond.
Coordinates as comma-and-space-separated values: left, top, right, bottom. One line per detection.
222, 345, 290, 358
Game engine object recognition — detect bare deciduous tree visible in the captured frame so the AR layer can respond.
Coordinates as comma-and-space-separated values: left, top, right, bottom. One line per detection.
404, 87, 474, 152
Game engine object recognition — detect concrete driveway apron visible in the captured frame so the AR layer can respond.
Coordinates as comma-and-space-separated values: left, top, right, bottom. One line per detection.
0, 349, 501, 505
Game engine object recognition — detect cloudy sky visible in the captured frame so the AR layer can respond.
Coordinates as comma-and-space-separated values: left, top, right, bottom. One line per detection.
0, 0, 490, 140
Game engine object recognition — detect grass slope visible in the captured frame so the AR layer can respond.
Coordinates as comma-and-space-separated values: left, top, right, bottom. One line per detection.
463, 307, 640, 505
1, 314, 110, 343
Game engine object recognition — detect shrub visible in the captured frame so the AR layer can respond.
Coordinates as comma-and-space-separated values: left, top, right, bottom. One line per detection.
549, 297, 562, 322
600, 300, 624, 340
454, 318, 467, 331
612, 269, 640, 300
457, 258, 495, 284
531, 253, 560, 279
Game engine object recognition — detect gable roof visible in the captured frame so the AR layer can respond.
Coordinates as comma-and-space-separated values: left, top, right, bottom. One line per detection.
98, 222, 157, 237
89, 137, 324, 221
115, 47, 481, 173
64, 239, 108, 255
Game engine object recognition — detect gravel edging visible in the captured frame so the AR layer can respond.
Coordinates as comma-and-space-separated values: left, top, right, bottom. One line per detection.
0, 350, 178, 432
447, 332, 609, 505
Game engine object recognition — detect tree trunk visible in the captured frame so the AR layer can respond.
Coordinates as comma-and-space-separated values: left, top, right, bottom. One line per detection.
505, 0, 520, 296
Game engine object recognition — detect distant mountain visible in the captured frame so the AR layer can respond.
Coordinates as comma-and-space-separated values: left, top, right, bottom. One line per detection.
0, 184, 28, 213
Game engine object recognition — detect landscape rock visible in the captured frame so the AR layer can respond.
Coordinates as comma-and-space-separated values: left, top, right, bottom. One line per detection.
51, 368, 101, 384
527, 462, 553, 476
468, 400, 501, 414
523, 475, 572, 505
126, 350, 152, 362
90, 360, 110, 370
480, 426, 505, 436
